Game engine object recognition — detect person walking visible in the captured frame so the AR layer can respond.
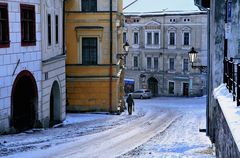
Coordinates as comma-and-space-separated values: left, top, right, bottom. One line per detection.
126, 94, 134, 115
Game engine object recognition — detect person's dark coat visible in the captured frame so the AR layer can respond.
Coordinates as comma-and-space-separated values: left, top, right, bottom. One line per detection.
126, 94, 134, 115
126, 95, 134, 106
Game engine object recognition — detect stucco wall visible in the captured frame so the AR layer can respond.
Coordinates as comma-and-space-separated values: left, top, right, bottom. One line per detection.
124, 12, 207, 96
0, 0, 42, 133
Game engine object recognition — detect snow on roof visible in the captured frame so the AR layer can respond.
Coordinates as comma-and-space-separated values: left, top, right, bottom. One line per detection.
123, 0, 200, 13
124, 10, 206, 17
213, 84, 240, 150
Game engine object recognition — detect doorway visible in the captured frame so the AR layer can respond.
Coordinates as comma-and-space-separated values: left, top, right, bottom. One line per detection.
49, 81, 61, 127
148, 77, 158, 96
11, 70, 38, 132
183, 83, 189, 96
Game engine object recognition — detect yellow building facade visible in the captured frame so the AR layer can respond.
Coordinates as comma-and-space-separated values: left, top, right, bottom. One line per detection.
65, 0, 124, 112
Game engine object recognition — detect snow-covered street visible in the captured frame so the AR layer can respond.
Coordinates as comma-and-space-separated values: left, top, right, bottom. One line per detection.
0, 97, 215, 158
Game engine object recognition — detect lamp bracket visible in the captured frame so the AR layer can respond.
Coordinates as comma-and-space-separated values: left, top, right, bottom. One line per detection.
191, 63, 207, 73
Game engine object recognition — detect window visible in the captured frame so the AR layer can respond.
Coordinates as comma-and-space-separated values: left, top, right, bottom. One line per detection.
183, 59, 188, 71
0, 3, 9, 48
169, 32, 175, 45
145, 31, 160, 48
169, 82, 174, 94
183, 32, 189, 45
55, 15, 59, 44
82, 0, 97, 12
48, 14, 51, 45
170, 18, 176, 23
82, 37, 97, 65
134, 56, 138, 67
20, 4, 36, 46
123, 32, 126, 43
147, 57, 151, 69
169, 58, 174, 70
133, 32, 138, 44
154, 32, 159, 45
154, 57, 158, 70
147, 32, 152, 45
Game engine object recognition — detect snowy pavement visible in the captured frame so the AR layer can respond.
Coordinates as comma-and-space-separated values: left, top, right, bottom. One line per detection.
0, 97, 215, 158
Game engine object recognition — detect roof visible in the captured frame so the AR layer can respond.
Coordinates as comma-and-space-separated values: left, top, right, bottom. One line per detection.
124, 10, 207, 17
123, 0, 200, 13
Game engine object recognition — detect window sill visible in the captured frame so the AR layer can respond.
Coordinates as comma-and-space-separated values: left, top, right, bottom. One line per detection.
21, 41, 36, 47
0, 42, 10, 48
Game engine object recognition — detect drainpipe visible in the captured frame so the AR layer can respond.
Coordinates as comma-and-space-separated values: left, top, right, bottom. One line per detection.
62, 0, 66, 55
194, 2, 210, 136
109, 0, 113, 113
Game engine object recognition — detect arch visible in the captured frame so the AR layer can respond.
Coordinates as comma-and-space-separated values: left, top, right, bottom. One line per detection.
11, 70, 38, 132
182, 26, 192, 31
167, 26, 177, 32
144, 20, 161, 26
147, 77, 158, 96
49, 81, 61, 127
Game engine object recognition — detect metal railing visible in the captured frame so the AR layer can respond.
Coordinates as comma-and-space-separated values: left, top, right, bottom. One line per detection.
224, 57, 240, 106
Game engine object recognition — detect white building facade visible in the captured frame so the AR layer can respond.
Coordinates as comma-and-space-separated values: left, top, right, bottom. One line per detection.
40, 0, 66, 127
124, 11, 207, 97
0, 0, 65, 134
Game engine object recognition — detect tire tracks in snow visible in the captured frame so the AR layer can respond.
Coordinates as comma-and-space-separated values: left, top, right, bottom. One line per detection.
8, 109, 181, 158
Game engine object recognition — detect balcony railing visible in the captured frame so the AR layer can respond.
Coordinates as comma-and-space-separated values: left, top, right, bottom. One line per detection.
224, 57, 240, 106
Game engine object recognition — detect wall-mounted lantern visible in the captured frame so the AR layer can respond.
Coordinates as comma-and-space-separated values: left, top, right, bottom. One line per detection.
188, 47, 207, 73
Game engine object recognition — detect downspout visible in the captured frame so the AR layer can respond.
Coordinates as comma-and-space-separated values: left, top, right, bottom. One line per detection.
63, 0, 66, 55
109, 0, 113, 112
194, 1, 210, 136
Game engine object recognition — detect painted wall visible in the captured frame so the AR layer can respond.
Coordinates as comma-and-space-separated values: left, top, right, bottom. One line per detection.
65, 0, 123, 112
41, 0, 66, 127
0, 0, 42, 133
124, 12, 207, 96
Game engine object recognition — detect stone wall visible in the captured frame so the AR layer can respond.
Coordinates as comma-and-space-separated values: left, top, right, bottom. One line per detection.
213, 99, 240, 158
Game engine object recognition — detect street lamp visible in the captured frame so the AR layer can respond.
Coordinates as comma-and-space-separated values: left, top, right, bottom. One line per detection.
117, 41, 130, 59
188, 47, 207, 73
123, 41, 130, 53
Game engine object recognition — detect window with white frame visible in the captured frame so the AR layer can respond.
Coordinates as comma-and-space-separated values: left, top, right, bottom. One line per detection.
147, 57, 151, 69
154, 57, 158, 70
183, 32, 190, 46
154, 32, 159, 45
169, 58, 174, 70
169, 32, 175, 45
145, 31, 160, 47
182, 27, 191, 47
55, 15, 59, 44
133, 32, 139, 45
134, 56, 138, 67
147, 32, 152, 45
183, 59, 188, 71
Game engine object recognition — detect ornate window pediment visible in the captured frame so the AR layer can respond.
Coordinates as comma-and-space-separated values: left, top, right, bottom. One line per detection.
145, 21, 161, 30
182, 26, 191, 31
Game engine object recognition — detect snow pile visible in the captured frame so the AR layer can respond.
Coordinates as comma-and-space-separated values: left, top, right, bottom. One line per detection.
213, 83, 232, 99
213, 84, 240, 150
63, 113, 111, 125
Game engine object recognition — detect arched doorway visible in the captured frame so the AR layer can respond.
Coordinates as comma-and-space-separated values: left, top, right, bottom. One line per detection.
148, 77, 158, 96
49, 81, 61, 127
11, 70, 38, 132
